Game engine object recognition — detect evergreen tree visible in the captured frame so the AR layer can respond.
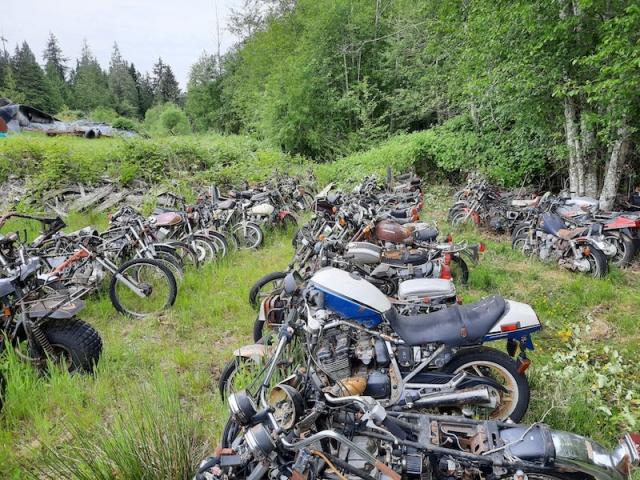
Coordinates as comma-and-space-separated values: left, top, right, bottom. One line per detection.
152, 57, 180, 104
107, 43, 138, 116
12, 41, 52, 111
69, 40, 110, 112
42, 33, 68, 111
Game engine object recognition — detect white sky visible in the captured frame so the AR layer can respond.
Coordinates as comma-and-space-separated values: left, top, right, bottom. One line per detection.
1, 0, 244, 89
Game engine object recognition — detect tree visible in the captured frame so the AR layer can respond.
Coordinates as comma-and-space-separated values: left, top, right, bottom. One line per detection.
69, 40, 111, 112
152, 57, 180, 104
42, 33, 68, 112
107, 43, 139, 117
11, 41, 52, 111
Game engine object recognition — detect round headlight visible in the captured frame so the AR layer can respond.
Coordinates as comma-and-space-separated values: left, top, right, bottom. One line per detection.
268, 384, 303, 430
228, 391, 257, 426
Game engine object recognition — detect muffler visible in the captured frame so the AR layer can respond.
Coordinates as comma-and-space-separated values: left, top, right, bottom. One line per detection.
413, 387, 498, 408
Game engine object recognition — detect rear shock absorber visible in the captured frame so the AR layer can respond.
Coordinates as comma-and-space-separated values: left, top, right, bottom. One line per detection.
31, 321, 56, 358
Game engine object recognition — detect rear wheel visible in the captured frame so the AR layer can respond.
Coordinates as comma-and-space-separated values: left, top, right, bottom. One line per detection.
512, 232, 534, 256
441, 347, 530, 422
580, 245, 608, 279
232, 222, 264, 250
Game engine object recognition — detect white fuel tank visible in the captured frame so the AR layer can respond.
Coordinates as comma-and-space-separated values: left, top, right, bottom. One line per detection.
250, 203, 275, 216
310, 267, 391, 313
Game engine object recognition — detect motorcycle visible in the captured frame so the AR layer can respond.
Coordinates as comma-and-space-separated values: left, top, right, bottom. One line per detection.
223, 268, 541, 422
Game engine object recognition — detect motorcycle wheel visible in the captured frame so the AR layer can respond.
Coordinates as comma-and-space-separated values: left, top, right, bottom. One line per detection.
604, 231, 635, 267
35, 318, 103, 373
512, 232, 534, 256
249, 271, 287, 310
109, 258, 178, 318
277, 214, 298, 230
165, 241, 200, 269
190, 236, 217, 264
152, 251, 184, 282
511, 222, 532, 241
207, 231, 229, 258
450, 209, 475, 227
577, 245, 608, 279
232, 222, 264, 250
441, 347, 530, 422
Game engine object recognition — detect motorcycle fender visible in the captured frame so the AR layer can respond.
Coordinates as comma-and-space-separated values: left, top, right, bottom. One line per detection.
233, 344, 269, 363
484, 300, 541, 349
257, 299, 268, 322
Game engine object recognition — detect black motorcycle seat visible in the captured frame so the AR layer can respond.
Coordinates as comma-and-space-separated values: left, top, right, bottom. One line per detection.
0, 277, 16, 298
237, 190, 254, 199
250, 192, 270, 202
390, 209, 408, 218
382, 249, 428, 266
413, 227, 438, 242
218, 199, 236, 210
386, 295, 506, 347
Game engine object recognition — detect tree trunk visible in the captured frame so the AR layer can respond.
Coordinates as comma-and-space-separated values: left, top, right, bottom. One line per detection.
599, 124, 630, 211
580, 113, 598, 198
564, 97, 583, 196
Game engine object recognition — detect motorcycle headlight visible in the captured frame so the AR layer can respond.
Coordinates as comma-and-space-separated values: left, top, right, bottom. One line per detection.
268, 384, 303, 430
228, 391, 257, 426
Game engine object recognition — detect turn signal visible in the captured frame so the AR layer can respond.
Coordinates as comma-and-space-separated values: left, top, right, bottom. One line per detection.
339, 217, 346, 226
583, 246, 591, 257
517, 359, 532, 375
446, 233, 453, 243
440, 264, 452, 280
479, 242, 486, 253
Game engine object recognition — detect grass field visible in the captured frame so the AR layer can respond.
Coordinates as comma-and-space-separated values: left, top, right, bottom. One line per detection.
0, 188, 639, 479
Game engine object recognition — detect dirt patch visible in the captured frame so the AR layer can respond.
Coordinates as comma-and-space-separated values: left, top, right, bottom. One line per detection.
584, 306, 615, 340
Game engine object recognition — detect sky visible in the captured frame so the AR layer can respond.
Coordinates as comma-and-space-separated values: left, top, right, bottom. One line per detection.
1, 0, 244, 89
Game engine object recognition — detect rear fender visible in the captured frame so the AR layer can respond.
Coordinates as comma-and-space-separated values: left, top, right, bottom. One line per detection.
483, 300, 541, 350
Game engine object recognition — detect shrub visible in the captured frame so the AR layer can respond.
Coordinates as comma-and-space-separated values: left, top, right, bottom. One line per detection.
90, 106, 120, 124
145, 103, 191, 136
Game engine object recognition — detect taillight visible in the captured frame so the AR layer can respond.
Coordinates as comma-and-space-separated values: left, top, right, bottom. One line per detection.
500, 322, 520, 332
440, 264, 452, 280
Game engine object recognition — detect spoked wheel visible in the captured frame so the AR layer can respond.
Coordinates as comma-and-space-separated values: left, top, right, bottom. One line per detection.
512, 233, 534, 257
442, 347, 529, 422
188, 236, 217, 264
152, 250, 184, 282
206, 231, 229, 258
248, 271, 286, 309
167, 241, 200, 269
450, 209, 477, 227
232, 222, 264, 250
109, 258, 178, 318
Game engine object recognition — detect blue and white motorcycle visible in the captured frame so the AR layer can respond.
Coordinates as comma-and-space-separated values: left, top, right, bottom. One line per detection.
221, 268, 541, 422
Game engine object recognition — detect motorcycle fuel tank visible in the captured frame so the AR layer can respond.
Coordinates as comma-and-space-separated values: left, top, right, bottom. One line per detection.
344, 242, 382, 265
397, 278, 456, 302
250, 203, 275, 216
375, 219, 412, 243
310, 267, 391, 327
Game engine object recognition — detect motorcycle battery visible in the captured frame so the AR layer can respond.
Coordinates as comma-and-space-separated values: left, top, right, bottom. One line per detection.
364, 371, 391, 399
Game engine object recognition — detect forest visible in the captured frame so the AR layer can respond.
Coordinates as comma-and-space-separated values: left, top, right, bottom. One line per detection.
2, 0, 639, 207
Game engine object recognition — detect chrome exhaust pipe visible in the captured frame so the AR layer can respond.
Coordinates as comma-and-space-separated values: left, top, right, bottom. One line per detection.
413, 387, 497, 408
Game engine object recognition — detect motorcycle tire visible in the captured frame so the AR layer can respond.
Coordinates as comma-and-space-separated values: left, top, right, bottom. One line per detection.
450, 209, 475, 227
166, 241, 200, 269
37, 318, 103, 374
109, 258, 178, 318
152, 250, 184, 282
206, 231, 230, 258
232, 222, 264, 250
604, 231, 635, 267
441, 346, 530, 422
190, 236, 218, 264
249, 271, 287, 310
578, 244, 608, 279
512, 232, 534, 256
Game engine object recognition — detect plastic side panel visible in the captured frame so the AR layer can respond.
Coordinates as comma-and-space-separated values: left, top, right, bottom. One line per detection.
318, 287, 384, 328
487, 300, 540, 334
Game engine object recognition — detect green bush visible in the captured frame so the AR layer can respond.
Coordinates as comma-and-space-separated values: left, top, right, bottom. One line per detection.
90, 106, 120, 124
144, 103, 191, 136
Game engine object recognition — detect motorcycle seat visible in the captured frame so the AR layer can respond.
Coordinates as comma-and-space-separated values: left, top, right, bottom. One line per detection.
386, 295, 506, 347
413, 227, 438, 242
382, 249, 429, 266
556, 227, 589, 241
390, 209, 408, 218
236, 190, 254, 199
153, 212, 183, 227
218, 199, 236, 210
511, 197, 540, 208
250, 192, 270, 202
0, 276, 16, 298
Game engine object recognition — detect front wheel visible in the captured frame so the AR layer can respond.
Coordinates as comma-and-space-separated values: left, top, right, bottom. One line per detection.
232, 222, 264, 250
603, 231, 635, 267
109, 258, 178, 318
248, 271, 286, 310
37, 318, 103, 373
441, 347, 530, 422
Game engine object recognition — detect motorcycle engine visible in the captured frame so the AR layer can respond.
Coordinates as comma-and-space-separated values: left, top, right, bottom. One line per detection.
315, 327, 391, 399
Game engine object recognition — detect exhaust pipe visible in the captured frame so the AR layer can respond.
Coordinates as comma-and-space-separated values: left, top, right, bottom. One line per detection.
413, 387, 497, 408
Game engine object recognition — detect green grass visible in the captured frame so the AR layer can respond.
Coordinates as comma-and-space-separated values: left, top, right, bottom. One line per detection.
0, 192, 639, 478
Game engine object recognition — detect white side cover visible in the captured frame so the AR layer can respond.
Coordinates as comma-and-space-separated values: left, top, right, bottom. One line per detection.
397, 278, 456, 300
311, 267, 392, 313
487, 300, 540, 333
